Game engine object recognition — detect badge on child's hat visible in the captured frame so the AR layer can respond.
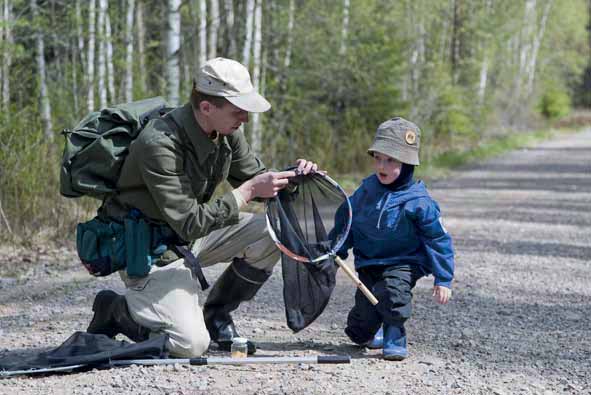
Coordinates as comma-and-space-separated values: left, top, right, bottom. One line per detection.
405, 130, 416, 145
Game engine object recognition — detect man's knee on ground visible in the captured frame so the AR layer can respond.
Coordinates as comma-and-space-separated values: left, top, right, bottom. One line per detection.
167, 330, 210, 358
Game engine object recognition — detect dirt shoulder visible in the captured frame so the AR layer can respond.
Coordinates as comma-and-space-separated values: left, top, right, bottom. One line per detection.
1, 129, 590, 395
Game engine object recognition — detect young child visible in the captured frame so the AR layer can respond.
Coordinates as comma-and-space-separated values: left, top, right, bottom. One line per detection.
334, 117, 454, 361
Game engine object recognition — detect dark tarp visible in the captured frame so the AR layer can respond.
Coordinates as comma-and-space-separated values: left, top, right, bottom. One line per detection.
0, 331, 168, 376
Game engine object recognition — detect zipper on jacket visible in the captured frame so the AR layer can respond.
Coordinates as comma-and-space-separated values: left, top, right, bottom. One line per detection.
376, 193, 390, 230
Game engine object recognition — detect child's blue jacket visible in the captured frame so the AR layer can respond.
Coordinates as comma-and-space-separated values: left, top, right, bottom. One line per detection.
335, 175, 454, 288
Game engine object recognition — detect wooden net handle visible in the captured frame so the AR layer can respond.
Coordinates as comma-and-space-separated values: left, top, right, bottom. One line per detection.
335, 257, 379, 305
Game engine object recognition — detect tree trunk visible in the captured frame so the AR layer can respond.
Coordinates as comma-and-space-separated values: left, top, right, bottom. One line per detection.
242, 0, 255, 66
525, 0, 553, 96
136, 0, 147, 96
72, 0, 84, 113
124, 0, 135, 102
97, 0, 107, 108
166, 0, 181, 105
76, 0, 85, 64
199, 0, 207, 66
87, 0, 96, 110
224, 0, 236, 58
2, 0, 13, 111
339, 0, 350, 56
71, 40, 79, 114
251, 0, 263, 154
1, 1, 4, 100
450, 0, 462, 83
0, 197, 12, 236
405, 1, 424, 101
478, 54, 488, 104
284, 0, 295, 69
105, 12, 115, 102
477, 0, 493, 104
279, 0, 294, 95
31, 0, 53, 141
208, 0, 219, 59
514, 0, 536, 101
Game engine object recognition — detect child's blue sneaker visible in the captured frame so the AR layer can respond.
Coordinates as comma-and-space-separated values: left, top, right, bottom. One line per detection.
364, 326, 383, 349
383, 325, 408, 361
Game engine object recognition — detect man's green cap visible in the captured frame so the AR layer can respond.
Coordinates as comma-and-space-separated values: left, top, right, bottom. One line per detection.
368, 117, 421, 165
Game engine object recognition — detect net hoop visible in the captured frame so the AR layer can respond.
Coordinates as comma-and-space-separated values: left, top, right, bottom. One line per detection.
265, 172, 352, 263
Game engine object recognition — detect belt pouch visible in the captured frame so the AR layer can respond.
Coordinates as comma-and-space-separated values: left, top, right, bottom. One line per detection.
124, 216, 152, 278
76, 217, 126, 276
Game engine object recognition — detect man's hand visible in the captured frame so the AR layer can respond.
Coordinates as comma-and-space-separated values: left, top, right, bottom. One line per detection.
238, 170, 297, 203
432, 285, 451, 305
295, 158, 321, 175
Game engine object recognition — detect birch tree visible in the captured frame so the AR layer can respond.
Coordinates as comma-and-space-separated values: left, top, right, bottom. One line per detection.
124, 0, 135, 102
199, 0, 207, 66
512, 0, 554, 100
87, 0, 96, 110
105, 12, 115, 102
339, 0, 350, 56
450, 0, 460, 83
166, 0, 181, 105
2, 0, 13, 111
96, 0, 107, 108
76, 0, 84, 64
224, 0, 236, 58
136, 0, 147, 95
251, 0, 263, 154
525, 0, 553, 95
31, 0, 53, 141
402, 1, 425, 104
0, 2, 4, 97
277, 0, 294, 95
72, 0, 85, 113
242, 0, 255, 66
208, 0, 219, 59
477, 0, 494, 104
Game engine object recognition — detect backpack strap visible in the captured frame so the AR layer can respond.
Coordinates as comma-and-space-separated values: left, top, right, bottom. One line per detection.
172, 245, 210, 290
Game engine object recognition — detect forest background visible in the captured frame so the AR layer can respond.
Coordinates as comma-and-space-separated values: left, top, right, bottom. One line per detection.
0, 0, 589, 239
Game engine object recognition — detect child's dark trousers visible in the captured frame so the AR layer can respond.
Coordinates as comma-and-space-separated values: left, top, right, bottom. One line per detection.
345, 264, 423, 345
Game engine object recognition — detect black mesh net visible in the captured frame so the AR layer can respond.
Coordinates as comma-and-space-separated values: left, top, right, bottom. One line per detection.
266, 172, 351, 332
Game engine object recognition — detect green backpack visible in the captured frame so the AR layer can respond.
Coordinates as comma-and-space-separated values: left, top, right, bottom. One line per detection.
60, 96, 170, 199
61, 97, 209, 287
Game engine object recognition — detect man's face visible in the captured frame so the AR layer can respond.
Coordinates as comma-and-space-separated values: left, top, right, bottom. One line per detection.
206, 101, 249, 135
373, 151, 402, 185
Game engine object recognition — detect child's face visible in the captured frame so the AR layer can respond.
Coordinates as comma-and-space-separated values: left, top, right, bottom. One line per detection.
373, 152, 402, 185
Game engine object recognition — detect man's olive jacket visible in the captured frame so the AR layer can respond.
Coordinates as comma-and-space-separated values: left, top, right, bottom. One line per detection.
101, 103, 266, 242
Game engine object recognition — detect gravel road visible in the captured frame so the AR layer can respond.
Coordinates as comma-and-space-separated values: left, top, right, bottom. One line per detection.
0, 129, 590, 394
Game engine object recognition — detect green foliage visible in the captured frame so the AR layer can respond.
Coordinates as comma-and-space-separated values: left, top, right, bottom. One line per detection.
0, 106, 55, 234
537, 85, 572, 119
431, 84, 477, 148
0, 0, 589, 238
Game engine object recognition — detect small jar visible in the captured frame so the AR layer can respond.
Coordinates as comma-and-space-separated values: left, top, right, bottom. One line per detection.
231, 337, 248, 358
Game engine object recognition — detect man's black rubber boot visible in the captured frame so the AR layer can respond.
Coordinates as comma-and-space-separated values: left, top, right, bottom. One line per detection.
87, 290, 150, 343
203, 258, 271, 355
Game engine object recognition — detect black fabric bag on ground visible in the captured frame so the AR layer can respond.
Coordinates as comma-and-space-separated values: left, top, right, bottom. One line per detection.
0, 331, 168, 376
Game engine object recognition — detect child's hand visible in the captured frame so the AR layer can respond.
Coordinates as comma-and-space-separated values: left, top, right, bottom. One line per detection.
432, 286, 451, 305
